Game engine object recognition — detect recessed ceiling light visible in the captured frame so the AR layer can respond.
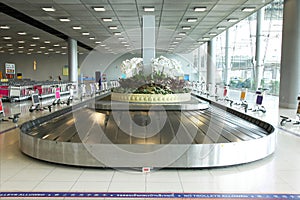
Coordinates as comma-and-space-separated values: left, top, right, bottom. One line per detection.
18, 41, 25, 43
30, 44, 36, 47
173, 41, 179, 44
44, 52, 49, 55
32, 37, 40, 40
82, 32, 90, 36
37, 51, 42, 53
79, 52, 84, 55
18, 46, 24, 49
217, 26, 226, 30
202, 37, 210, 41
194, 7, 207, 12
44, 41, 51, 43
124, 44, 130, 47
187, 18, 197, 22
114, 32, 121, 35
55, 51, 61, 53
143, 7, 155, 12
18, 51, 24, 53
61, 46, 67, 49
227, 18, 238, 22
59, 18, 70, 22
118, 37, 125, 40
121, 41, 127, 44
48, 49, 54, 51
109, 26, 117, 30
28, 49, 34, 51
242, 7, 256, 12
53, 44, 60, 47
6, 44, 13, 46
95, 41, 101, 44
92, 6, 105, 11
182, 26, 191, 30
89, 37, 95, 40
175, 37, 182, 40
8, 49, 13, 51
102, 18, 112, 22
40, 46, 46, 49
17, 32, 27, 35
178, 32, 186, 36
100, 44, 106, 47
0, 50, 4, 53
3, 36, 12, 40
61, 52, 66, 55
42, 7, 56, 12
72, 26, 81, 30
0, 25, 10, 29
209, 32, 217, 36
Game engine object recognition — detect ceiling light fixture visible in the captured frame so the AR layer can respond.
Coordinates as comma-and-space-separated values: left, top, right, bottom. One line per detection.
227, 18, 238, 22
61, 46, 67, 49
53, 44, 60, 47
3, 36, 12, 40
32, 37, 40, 40
18, 41, 25, 43
217, 26, 226, 30
89, 37, 95, 40
82, 32, 90, 36
6, 44, 13, 46
178, 32, 186, 36
194, 7, 207, 12
95, 41, 101, 44
28, 49, 34, 51
40, 46, 46, 49
0, 25, 10, 29
59, 18, 70, 22
17, 32, 27, 35
143, 7, 155, 12
30, 44, 36, 47
114, 32, 121, 35
92, 6, 105, 11
175, 37, 182, 40
44, 41, 51, 43
182, 26, 191, 30
202, 37, 210, 41
242, 7, 256, 12
102, 18, 112, 22
42, 7, 56, 12
48, 49, 54, 51
109, 26, 117, 30
187, 18, 197, 22
209, 32, 217, 36
72, 26, 82, 30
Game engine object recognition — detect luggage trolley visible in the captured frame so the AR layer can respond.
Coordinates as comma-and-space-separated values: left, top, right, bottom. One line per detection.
250, 88, 267, 113
52, 86, 61, 105
0, 96, 20, 123
280, 95, 300, 126
29, 93, 52, 112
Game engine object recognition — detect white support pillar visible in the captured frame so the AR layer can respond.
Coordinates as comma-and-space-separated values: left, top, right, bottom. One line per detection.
224, 29, 230, 85
142, 15, 155, 76
207, 38, 216, 96
255, 7, 265, 90
68, 38, 78, 94
279, 0, 300, 109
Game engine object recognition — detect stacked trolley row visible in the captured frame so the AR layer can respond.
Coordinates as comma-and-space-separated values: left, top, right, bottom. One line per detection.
0, 80, 73, 102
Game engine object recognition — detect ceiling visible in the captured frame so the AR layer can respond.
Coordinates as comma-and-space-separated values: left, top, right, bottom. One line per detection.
0, 0, 274, 56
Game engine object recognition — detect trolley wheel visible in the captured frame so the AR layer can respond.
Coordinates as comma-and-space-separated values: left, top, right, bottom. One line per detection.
57, 99, 61, 104
12, 117, 18, 123
29, 107, 34, 112
280, 119, 287, 126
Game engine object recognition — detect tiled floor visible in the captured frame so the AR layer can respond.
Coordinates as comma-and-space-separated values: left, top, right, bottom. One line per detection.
1, 90, 300, 199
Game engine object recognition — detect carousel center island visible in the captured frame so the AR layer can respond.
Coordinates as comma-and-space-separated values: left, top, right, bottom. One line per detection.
19, 92, 276, 168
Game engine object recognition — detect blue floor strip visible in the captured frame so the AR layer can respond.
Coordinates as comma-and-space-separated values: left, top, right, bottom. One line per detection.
0, 192, 300, 199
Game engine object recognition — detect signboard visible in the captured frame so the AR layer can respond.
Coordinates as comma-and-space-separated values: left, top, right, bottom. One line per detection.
5, 63, 15, 74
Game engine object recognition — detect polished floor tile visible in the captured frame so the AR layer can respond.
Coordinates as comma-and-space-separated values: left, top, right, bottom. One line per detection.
0, 91, 300, 196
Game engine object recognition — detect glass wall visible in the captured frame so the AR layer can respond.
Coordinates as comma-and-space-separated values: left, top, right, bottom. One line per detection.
195, 0, 283, 95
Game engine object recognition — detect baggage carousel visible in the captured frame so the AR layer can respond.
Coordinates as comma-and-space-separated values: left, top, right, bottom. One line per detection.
19, 93, 276, 168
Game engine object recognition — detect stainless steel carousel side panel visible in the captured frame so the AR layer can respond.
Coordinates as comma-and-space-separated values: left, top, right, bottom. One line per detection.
20, 131, 276, 168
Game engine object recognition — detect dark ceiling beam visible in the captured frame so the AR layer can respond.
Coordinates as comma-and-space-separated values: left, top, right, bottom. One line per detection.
0, 2, 93, 51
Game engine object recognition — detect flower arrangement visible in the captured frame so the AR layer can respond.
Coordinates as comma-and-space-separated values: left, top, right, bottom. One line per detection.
114, 56, 190, 95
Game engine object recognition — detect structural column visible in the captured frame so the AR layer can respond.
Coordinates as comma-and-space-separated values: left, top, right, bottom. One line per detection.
279, 0, 300, 108
224, 29, 231, 85
68, 38, 78, 94
142, 15, 155, 76
207, 38, 216, 96
255, 7, 265, 90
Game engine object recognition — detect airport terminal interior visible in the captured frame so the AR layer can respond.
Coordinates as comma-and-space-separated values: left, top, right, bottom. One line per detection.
1, 0, 300, 199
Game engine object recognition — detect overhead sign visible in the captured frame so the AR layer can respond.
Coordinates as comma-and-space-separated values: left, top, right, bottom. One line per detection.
5, 63, 15, 74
